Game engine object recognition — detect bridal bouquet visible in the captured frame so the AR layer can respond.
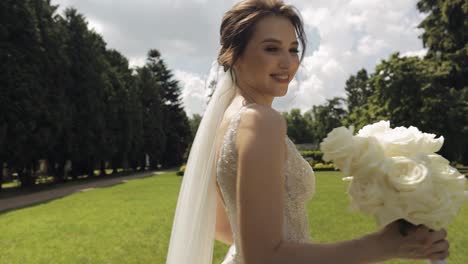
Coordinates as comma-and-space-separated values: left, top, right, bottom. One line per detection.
320, 120, 468, 264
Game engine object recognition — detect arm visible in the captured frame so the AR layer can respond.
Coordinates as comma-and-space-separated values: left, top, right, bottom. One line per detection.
270, 232, 389, 264
235, 106, 390, 264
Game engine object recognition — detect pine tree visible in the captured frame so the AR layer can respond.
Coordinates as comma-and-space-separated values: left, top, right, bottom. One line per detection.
145, 49, 191, 168
63, 8, 108, 178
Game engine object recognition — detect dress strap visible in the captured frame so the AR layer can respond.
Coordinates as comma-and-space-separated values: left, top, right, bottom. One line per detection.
215, 102, 256, 208
229, 102, 256, 127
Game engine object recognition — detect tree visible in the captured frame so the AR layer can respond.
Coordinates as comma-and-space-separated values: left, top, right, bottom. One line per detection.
309, 97, 347, 142
343, 68, 375, 129
135, 65, 164, 170
283, 109, 313, 144
417, 0, 467, 90
189, 114, 202, 140
368, 53, 431, 126
416, 0, 467, 163
182, 113, 202, 162
0, 1, 197, 190
0, 0, 44, 187
102, 49, 136, 175
345, 69, 372, 113
63, 8, 109, 178
146, 49, 191, 168
340, 0, 467, 163
360, 52, 466, 163
31, 0, 71, 183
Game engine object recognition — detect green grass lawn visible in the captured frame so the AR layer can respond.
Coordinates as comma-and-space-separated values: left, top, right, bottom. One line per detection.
0, 171, 466, 263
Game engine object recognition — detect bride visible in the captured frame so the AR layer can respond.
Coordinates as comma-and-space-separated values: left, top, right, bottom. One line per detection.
166, 0, 450, 263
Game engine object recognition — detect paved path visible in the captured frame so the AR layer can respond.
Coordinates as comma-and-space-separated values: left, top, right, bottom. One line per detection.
0, 169, 176, 214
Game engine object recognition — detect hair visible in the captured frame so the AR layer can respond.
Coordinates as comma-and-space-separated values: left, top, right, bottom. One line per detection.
217, 0, 307, 83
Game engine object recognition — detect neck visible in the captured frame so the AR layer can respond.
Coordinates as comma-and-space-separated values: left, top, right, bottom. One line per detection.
234, 81, 273, 107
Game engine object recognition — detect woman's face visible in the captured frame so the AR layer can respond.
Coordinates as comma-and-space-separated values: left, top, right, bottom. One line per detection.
234, 15, 300, 98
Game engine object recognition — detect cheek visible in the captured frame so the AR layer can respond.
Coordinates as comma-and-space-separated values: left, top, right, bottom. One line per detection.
251, 52, 273, 71
244, 53, 274, 82
289, 56, 300, 76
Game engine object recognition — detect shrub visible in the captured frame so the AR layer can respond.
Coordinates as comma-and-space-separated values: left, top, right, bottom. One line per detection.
300, 150, 324, 163
177, 164, 186, 176
307, 159, 316, 167
312, 162, 336, 171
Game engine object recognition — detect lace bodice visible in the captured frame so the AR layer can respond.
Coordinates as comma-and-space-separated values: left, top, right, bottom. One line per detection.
216, 104, 316, 264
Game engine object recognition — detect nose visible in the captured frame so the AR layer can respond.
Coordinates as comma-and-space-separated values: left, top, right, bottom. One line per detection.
279, 51, 292, 69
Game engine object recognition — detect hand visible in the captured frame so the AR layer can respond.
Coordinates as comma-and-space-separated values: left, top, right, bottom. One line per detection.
374, 220, 450, 261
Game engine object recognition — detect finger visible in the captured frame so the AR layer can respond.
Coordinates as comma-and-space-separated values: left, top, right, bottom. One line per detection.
412, 228, 433, 247
411, 225, 426, 237
427, 250, 449, 261
426, 229, 448, 246
425, 240, 450, 255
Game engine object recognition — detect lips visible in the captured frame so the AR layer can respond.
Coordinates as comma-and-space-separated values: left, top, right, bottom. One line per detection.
270, 74, 289, 82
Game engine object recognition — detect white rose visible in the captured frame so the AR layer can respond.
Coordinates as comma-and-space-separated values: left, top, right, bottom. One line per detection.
356, 120, 391, 137
378, 126, 444, 156
426, 154, 449, 166
404, 187, 455, 230
373, 169, 435, 229
383, 155, 431, 192
427, 154, 462, 181
357, 121, 444, 157
374, 202, 407, 229
426, 154, 467, 217
379, 126, 421, 156
416, 129, 444, 153
350, 136, 386, 179
320, 126, 355, 175
375, 154, 466, 230
426, 154, 465, 201
347, 176, 385, 215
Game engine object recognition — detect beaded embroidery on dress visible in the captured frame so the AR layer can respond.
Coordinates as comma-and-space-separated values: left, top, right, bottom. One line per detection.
216, 104, 316, 264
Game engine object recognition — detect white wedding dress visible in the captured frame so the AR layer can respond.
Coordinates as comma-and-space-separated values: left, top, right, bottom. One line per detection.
216, 103, 316, 264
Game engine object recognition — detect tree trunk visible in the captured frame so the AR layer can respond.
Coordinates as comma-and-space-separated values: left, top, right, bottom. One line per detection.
0, 161, 3, 192
53, 159, 65, 184
18, 166, 34, 188
100, 160, 106, 176
87, 156, 95, 178
122, 154, 129, 172
111, 156, 119, 175
130, 159, 138, 172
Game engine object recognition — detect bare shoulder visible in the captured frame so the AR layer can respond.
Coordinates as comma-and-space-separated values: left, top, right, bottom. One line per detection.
236, 104, 287, 141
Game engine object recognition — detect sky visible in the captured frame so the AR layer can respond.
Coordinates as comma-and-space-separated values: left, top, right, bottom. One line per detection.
52, 0, 428, 118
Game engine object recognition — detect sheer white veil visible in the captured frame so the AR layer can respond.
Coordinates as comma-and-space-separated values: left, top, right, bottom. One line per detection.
166, 64, 236, 264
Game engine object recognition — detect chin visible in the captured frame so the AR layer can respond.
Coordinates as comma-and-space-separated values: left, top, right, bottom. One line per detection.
274, 86, 288, 97
277, 83, 290, 96
279, 88, 288, 97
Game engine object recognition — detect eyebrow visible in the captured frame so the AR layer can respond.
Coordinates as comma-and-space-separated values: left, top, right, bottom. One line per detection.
261, 38, 299, 45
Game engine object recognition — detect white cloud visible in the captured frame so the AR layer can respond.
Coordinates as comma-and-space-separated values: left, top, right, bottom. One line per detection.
401, 49, 428, 58
128, 56, 146, 69
52, 0, 427, 116
357, 35, 388, 55
86, 17, 105, 35
160, 39, 198, 57
174, 70, 210, 118
277, 0, 426, 114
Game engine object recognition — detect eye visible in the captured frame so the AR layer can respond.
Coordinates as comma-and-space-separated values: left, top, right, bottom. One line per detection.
265, 47, 300, 53
265, 47, 278, 52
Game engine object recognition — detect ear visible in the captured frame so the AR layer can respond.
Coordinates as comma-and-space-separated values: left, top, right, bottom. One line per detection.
232, 57, 242, 74
232, 60, 238, 72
